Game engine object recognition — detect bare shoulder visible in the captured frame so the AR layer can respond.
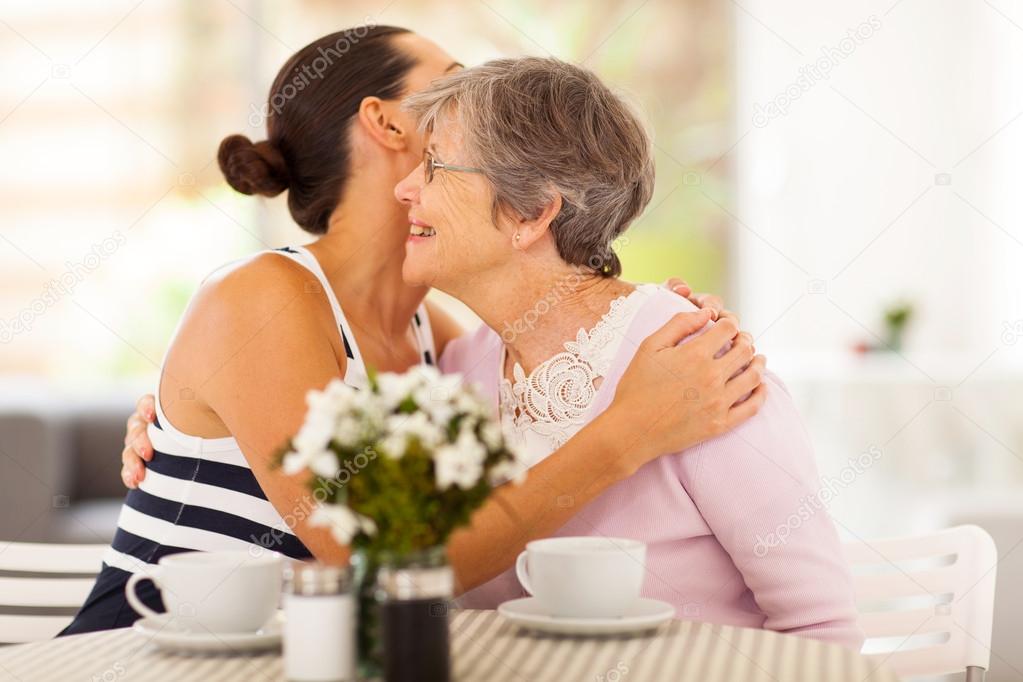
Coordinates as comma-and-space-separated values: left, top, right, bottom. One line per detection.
169, 252, 342, 377
200, 251, 314, 309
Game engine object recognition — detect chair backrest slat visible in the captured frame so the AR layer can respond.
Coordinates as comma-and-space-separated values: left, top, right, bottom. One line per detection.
845, 525, 997, 679
0, 615, 81, 644
0, 542, 106, 643
0, 577, 97, 609
0, 543, 105, 574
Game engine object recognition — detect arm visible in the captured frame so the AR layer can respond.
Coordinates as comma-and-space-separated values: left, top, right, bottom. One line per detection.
123, 284, 769, 595
682, 373, 863, 649
121, 279, 728, 485
164, 255, 353, 564
447, 311, 767, 592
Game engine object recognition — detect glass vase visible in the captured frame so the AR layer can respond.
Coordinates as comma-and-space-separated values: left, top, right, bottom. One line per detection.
353, 545, 452, 682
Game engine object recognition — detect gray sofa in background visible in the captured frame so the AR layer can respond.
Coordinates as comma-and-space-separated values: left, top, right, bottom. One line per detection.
0, 406, 129, 545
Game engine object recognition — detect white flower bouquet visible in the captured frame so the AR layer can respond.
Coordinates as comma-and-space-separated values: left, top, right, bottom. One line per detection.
278, 366, 527, 556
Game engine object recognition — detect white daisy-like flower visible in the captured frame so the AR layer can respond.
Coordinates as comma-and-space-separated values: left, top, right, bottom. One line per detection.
434, 429, 487, 490
309, 504, 376, 545
379, 432, 408, 460
292, 411, 334, 456
333, 415, 363, 447
309, 451, 341, 478
479, 420, 505, 451
282, 450, 314, 475
376, 372, 417, 408
487, 458, 529, 486
394, 411, 446, 448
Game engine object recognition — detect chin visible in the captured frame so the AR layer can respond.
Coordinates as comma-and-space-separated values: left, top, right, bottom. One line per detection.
400, 256, 433, 288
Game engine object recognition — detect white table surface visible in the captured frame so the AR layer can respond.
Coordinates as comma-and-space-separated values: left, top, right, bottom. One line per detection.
0, 609, 900, 682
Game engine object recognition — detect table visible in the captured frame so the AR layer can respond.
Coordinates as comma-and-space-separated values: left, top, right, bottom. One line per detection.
0, 610, 899, 682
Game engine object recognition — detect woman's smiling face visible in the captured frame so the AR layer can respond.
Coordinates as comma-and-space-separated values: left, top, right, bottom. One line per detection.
394, 115, 513, 292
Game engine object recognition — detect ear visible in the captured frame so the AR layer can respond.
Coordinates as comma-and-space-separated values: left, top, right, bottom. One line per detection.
512, 191, 562, 250
355, 96, 408, 152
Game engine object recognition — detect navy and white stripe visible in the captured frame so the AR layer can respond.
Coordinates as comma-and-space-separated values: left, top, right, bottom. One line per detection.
104, 245, 437, 574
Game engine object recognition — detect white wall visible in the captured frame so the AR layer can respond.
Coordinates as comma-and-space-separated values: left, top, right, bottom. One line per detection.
733, 7, 1023, 676
734, 6, 1023, 675
734, 0, 1023, 362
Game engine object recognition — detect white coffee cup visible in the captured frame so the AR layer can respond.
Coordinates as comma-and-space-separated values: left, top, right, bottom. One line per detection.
515, 537, 646, 618
125, 550, 282, 633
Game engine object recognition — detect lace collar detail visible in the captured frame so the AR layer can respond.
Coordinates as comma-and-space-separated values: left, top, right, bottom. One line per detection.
498, 286, 650, 450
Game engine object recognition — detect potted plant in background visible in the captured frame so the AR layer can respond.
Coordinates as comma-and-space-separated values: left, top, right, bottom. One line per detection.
278, 366, 526, 681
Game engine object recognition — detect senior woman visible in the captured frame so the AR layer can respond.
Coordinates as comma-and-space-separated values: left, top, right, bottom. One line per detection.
394, 57, 863, 649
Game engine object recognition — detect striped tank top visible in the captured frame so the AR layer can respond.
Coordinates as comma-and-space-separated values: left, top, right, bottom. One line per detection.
103, 246, 437, 574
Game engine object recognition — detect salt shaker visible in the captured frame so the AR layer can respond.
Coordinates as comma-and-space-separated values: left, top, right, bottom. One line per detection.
283, 562, 356, 682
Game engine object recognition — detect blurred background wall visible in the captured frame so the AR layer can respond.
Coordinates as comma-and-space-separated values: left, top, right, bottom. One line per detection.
2, 1, 1022, 676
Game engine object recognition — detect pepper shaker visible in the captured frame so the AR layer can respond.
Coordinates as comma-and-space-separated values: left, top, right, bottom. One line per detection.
376, 556, 454, 682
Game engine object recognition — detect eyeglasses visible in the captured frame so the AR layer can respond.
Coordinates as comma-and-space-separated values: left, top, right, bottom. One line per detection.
423, 149, 483, 184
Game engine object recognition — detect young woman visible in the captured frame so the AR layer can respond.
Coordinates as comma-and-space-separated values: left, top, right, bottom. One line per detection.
64, 26, 764, 635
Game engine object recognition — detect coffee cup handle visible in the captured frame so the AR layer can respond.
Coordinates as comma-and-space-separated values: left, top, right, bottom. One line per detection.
515, 551, 534, 595
125, 570, 164, 619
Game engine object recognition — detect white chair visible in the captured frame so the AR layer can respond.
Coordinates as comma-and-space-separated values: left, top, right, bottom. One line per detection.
845, 525, 997, 681
0, 542, 105, 643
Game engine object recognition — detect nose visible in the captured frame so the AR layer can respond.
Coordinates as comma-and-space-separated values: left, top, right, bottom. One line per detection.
394, 162, 423, 206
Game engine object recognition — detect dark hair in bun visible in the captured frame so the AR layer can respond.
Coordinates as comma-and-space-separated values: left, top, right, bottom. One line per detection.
218, 136, 289, 197
217, 25, 415, 234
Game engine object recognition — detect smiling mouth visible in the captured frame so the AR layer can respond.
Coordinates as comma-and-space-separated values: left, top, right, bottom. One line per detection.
409, 223, 436, 237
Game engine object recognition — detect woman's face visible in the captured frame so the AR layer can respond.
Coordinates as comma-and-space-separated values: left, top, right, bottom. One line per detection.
394, 118, 513, 292
383, 33, 463, 186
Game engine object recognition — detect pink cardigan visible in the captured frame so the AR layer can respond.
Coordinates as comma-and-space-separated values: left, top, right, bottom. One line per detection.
440, 287, 864, 650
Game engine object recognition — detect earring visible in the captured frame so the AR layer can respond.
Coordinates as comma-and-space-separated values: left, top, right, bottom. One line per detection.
514, 233, 521, 243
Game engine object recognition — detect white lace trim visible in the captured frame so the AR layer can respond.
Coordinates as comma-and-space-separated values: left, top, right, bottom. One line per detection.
499, 287, 649, 450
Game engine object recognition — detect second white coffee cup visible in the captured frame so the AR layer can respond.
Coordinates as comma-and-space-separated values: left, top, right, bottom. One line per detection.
125, 550, 282, 633
515, 536, 646, 619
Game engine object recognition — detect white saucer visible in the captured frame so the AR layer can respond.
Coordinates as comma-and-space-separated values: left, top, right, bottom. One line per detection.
498, 598, 674, 635
132, 611, 284, 653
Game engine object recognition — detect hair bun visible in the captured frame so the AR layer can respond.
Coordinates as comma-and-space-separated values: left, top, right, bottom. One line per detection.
217, 134, 290, 197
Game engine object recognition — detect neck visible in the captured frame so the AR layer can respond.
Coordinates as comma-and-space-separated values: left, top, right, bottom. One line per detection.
456, 258, 635, 374
306, 182, 427, 343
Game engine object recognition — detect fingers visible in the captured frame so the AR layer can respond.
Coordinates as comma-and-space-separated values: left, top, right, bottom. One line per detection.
135, 432, 153, 462
641, 310, 713, 351
725, 354, 766, 404
120, 464, 137, 490
690, 294, 724, 320
124, 414, 142, 446
715, 309, 739, 333
124, 420, 153, 461
663, 278, 692, 298
137, 394, 156, 422
691, 314, 739, 355
726, 380, 768, 428
720, 331, 755, 376
120, 446, 144, 489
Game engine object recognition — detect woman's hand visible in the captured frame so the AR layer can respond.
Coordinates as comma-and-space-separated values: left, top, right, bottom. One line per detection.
121, 394, 156, 489
606, 309, 767, 475
664, 276, 724, 320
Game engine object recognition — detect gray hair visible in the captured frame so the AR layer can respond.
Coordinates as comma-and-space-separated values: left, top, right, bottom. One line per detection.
402, 57, 654, 277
